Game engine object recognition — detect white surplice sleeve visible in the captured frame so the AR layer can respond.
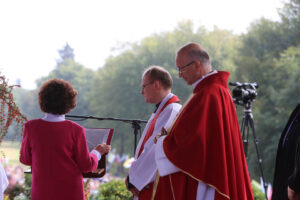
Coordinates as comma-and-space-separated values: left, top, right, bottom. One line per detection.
155, 135, 215, 200
129, 101, 181, 191
0, 161, 8, 200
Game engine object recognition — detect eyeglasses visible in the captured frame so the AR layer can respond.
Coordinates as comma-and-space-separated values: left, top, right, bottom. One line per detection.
177, 60, 195, 73
141, 81, 154, 90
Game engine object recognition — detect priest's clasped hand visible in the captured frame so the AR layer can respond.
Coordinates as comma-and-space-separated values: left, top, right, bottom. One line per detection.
125, 176, 140, 197
94, 143, 111, 155
154, 127, 168, 144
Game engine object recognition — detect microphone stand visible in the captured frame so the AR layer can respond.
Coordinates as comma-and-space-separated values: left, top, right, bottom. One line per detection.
66, 114, 147, 154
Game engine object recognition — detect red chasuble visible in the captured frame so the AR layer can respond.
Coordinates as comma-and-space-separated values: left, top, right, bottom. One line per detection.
158, 71, 253, 199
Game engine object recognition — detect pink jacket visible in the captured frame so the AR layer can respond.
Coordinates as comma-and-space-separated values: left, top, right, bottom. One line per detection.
20, 119, 98, 200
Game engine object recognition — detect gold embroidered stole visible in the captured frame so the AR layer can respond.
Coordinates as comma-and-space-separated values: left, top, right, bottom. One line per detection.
151, 93, 195, 200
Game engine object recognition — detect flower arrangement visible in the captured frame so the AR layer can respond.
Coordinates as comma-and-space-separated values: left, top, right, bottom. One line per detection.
0, 74, 27, 142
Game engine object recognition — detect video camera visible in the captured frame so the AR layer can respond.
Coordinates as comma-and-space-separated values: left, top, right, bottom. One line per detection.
229, 82, 258, 106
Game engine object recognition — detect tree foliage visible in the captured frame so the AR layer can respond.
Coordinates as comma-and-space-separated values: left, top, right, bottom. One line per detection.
233, 0, 300, 182
9, 0, 300, 184
86, 21, 240, 158
56, 43, 75, 65
36, 44, 98, 122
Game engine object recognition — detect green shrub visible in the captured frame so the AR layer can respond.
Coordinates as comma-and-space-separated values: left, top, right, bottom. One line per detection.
97, 179, 132, 200
251, 180, 266, 200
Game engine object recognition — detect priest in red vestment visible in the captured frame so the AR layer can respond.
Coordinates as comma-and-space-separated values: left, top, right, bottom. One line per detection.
125, 66, 181, 200
153, 43, 254, 199
20, 79, 111, 200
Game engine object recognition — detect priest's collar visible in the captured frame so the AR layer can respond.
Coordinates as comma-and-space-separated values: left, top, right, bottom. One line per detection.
154, 93, 174, 113
154, 102, 161, 113
42, 113, 66, 122
192, 70, 217, 88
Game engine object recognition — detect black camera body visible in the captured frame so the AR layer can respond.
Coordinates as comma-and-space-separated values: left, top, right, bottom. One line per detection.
229, 82, 258, 106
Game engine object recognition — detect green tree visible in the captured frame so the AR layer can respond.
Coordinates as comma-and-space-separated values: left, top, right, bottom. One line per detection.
14, 44, 98, 130
233, 0, 300, 182
56, 43, 75, 64
87, 21, 241, 171
36, 44, 98, 123
13, 88, 41, 120
279, 0, 300, 46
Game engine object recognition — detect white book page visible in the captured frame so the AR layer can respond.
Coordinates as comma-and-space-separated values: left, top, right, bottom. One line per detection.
85, 128, 110, 152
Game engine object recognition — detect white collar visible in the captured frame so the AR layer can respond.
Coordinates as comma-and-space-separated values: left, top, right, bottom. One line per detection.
155, 93, 174, 114
192, 70, 218, 88
42, 113, 65, 122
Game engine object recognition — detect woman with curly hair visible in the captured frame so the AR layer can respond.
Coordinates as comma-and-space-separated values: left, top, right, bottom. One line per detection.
20, 78, 111, 200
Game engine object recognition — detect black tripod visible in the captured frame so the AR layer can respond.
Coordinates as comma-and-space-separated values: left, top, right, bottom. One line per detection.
240, 101, 268, 199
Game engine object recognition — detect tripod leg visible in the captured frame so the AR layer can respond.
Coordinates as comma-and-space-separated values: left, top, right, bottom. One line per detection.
248, 115, 268, 200
241, 114, 249, 158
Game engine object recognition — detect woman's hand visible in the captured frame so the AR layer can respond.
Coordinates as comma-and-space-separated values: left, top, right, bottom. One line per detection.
94, 143, 111, 155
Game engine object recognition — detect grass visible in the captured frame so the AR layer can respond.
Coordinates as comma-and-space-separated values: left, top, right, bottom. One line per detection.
0, 140, 23, 166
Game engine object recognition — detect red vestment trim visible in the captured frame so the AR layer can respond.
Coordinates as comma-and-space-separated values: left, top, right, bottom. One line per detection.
137, 95, 180, 158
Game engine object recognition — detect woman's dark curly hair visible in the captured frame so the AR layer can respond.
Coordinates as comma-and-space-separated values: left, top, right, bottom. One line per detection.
38, 78, 77, 114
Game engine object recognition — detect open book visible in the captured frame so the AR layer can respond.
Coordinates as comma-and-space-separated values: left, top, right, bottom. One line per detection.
85, 128, 113, 152
83, 128, 114, 178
